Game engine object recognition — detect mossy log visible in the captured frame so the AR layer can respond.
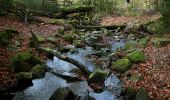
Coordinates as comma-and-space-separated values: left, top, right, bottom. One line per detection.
37, 47, 91, 75
76, 25, 126, 30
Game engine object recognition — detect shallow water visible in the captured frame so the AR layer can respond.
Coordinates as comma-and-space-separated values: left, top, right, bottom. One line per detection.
13, 40, 125, 100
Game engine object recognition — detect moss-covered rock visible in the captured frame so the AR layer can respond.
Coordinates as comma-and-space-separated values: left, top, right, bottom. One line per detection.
112, 59, 132, 73
136, 88, 148, 100
125, 87, 137, 100
30, 64, 46, 78
30, 56, 42, 65
16, 72, 32, 80
11, 52, 42, 72
89, 70, 108, 83
62, 34, 74, 42
127, 50, 146, 63
73, 40, 84, 48
14, 62, 32, 73
138, 37, 150, 48
124, 40, 138, 50
151, 38, 170, 47
11, 52, 33, 62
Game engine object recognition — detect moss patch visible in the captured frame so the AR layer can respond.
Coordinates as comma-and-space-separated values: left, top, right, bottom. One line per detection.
112, 58, 132, 73
127, 50, 146, 63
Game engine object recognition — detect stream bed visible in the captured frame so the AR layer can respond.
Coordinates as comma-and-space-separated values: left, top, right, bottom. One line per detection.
13, 32, 126, 100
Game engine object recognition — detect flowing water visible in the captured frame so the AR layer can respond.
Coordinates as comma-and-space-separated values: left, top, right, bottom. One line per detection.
13, 38, 125, 100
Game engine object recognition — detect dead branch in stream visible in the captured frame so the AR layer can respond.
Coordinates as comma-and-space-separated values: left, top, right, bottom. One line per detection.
37, 47, 91, 75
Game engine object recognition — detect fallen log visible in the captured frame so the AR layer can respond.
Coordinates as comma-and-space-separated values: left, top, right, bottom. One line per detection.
75, 25, 126, 30
61, 6, 94, 14
37, 47, 91, 75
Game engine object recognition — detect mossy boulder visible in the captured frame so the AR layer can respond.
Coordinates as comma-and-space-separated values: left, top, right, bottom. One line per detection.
14, 62, 32, 73
11, 52, 33, 62
124, 40, 138, 50
127, 50, 146, 63
125, 87, 137, 100
138, 37, 150, 48
10, 52, 41, 72
151, 38, 170, 47
30, 64, 46, 78
30, 56, 42, 65
112, 59, 132, 73
136, 88, 148, 100
73, 40, 84, 48
62, 34, 74, 42
16, 72, 32, 80
89, 70, 108, 83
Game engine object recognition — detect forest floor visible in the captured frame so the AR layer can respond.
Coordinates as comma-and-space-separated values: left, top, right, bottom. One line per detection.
0, 14, 169, 100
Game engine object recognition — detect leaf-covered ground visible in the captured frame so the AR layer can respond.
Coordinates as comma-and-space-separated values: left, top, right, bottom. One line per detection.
123, 42, 170, 100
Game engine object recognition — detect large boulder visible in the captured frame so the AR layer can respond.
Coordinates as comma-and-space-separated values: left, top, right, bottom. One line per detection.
10, 52, 42, 73
124, 87, 137, 100
89, 70, 108, 84
30, 64, 46, 78
124, 40, 138, 50
73, 40, 85, 48
127, 50, 146, 63
10, 52, 33, 72
112, 59, 132, 73
138, 37, 150, 48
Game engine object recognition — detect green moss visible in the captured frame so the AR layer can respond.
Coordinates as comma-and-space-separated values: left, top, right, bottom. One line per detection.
124, 40, 138, 50
62, 34, 74, 42
127, 50, 146, 63
89, 70, 108, 83
73, 40, 84, 48
14, 62, 32, 73
30, 56, 42, 66
16, 52, 33, 61
16, 72, 32, 80
10, 52, 33, 72
136, 88, 148, 100
31, 64, 46, 78
138, 37, 149, 48
112, 59, 132, 73
58, 28, 65, 34
125, 87, 137, 100
35, 35, 45, 42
